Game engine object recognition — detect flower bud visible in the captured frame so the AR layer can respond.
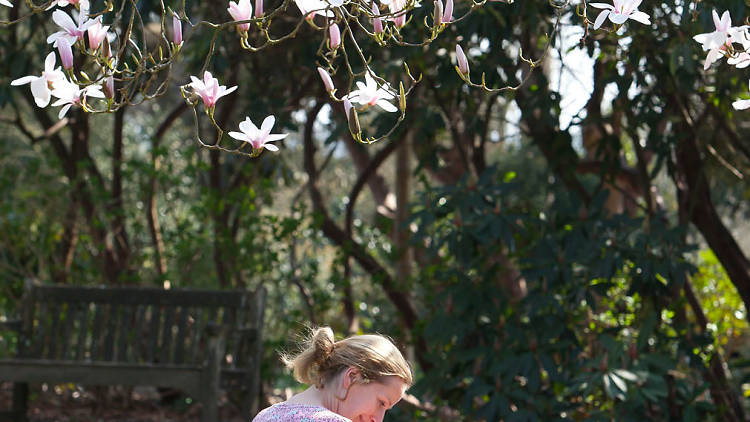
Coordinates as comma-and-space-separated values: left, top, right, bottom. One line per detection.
393, 12, 406, 28
173, 13, 183, 45
329, 23, 341, 50
433, 0, 443, 27
344, 98, 360, 136
443, 0, 453, 23
103, 75, 115, 99
101, 36, 112, 59
455, 44, 469, 76
58, 38, 74, 70
255, 0, 264, 17
317, 67, 335, 93
372, 4, 383, 34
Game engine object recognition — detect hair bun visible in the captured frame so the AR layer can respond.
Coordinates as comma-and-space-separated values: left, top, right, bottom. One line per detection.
311, 326, 335, 365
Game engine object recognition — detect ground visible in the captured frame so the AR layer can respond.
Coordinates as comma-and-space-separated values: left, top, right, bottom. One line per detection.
0, 382, 248, 422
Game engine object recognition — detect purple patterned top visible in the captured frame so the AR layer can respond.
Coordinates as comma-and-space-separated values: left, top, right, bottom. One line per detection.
252, 403, 351, 422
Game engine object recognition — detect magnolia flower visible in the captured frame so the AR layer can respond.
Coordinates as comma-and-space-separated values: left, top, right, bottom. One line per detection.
50, 78, 105, 119
102, 75, 115, 99
693, 10, 743, 51
329, 23, 341, 50
733, 80, 750, 110
87, 20, 110, 51
172, 13, 183, 45
317, 67, 335, 92
590, 0, 650, 30
728, 52, 750, 68
443, 0, 453, 23
228, 0, 253, 32
294, 0, 334, 20
325, 0, 347, 6
702, 44, 728, 70
372, 3, 383, 34
347, 72, 397, 112
255, 0, 264, 17
1, 0, 13, 8
47, 5, 98, 47
189, 71, 238, 109
58, 38, 74, 70
10, 52, 66, 107
48, 0, 87, 8
455, 44, 469, 76
228, 115, 287, 152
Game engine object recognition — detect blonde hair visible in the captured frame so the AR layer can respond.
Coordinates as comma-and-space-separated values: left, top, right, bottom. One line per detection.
282, 326, 413, 388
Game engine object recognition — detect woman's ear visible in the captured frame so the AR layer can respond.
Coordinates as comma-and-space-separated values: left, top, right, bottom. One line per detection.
341, 366, 361, 389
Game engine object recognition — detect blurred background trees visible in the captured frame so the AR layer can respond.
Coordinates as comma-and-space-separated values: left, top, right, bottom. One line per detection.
2, 0, 750, 420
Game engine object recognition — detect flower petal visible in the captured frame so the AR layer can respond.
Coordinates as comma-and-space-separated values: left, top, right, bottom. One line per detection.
228, 131, 248, 141
264, 143, 280, 151
376, 99, 398, 112
58, 103, 72, 119
11, 76, 37, 86
593, 10, 610, 29
608, 11, 629, 24
588, 2, 614, 9
628, 11, 650, 25
732, 99, 750, 110
45, 52, 57, 72
265, 133, 288, 142
260, 115, 275, 134
30, 77, 51, 107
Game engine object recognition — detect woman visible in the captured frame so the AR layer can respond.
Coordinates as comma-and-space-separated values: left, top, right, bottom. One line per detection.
253, 326, 412, 422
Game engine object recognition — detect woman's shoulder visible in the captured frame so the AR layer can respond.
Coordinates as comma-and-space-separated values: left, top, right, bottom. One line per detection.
252, 402, 351, 422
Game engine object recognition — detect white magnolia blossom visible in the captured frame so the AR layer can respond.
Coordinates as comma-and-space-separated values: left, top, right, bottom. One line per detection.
10, 52, 66, 108
228, 115, 288, 152
733, 80, 750, 111
590, 0, 651, 30
50, 78, 105, 119
294, 0, 334, 18
46, 0, 90, 9
47, 4, 98, 47
347, 72, 398, 112
693, 10, 749, 70
1, 0, 13, 8
727, 52, 750, 68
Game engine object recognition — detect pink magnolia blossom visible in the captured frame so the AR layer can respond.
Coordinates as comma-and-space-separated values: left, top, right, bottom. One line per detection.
347, 72, 397, 112
10, 52, 65, 107
228, 115, 287, 152
329, 23, 341, 50
733, 80, 750, 111
433, 0, 443, 27
255, 0, 264, 17
372, 3, 383, 34
317, 67, 335, 92
58, 38, 74, 70
172, 13, 183, 45
590, 0, 650, 30
455, 44, 469, 76
189, 71, 238, 109
443, 0, 453, 23
50, 78, 105, 119
87, 20, 110, 51
228, 0, 253, 32
47, 4, 97, 47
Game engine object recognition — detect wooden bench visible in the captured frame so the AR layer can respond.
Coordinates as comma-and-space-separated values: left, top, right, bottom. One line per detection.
0, 281, 266, 422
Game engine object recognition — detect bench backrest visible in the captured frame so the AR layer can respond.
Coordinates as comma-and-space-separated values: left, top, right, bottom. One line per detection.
18, 283, 265, 372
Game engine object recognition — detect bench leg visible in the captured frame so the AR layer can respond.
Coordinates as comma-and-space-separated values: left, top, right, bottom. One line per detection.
12, 382, 29, 422
200, 329, 225, 422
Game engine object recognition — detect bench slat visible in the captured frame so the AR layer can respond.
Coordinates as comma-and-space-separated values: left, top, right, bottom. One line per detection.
46, 302, 61, 359
0, 360, 203, 398
60, 304, 77, 360
174, 306, 190, 364
147, 304, 161, 363
160, 306, 175, 364
189, 308, 204, 365
117, 305, 134, 362
90, 303, 106, 361
74, 304, 89, 361
131, 305, 146, 362
103, 304, 118, 361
